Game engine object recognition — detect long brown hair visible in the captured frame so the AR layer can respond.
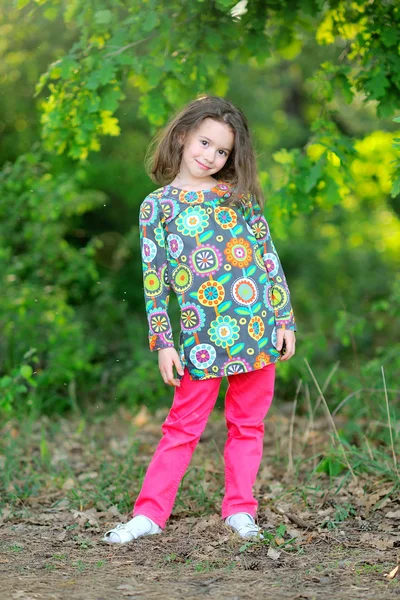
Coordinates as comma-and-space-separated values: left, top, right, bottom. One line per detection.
144, 95, 264, 209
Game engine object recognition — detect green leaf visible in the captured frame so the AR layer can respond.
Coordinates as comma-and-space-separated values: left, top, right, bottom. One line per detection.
142, 11, 160, 32
381, 28, 398, 48
252, 302, 262, 314
94, 10, 112, 25
232, 225, 243, 235
217, 272, 232, 285
20, 365, 33, 379
245, 265, 257, 277
183, 336, 195, 347
218, 300, 232, 313
199, 230, 215, 243
230, 342, 245, 356
390, 175, 400, 198
239, 541, 253, 553
304, 157, 325, 193
234, 307, 250, 316
365, 71, 390, 100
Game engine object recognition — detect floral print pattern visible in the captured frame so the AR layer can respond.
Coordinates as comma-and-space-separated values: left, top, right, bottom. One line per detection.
139, 181, 297, 381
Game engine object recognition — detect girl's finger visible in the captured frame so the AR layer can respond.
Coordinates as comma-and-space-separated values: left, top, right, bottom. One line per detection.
173, 357, 184, 377
275, 329, 285, 350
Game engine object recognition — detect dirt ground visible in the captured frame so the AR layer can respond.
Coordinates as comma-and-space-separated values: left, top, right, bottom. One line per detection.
1, 406, 399, 600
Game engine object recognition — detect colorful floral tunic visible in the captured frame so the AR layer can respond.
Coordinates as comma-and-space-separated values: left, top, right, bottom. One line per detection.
139, 180, 297, 381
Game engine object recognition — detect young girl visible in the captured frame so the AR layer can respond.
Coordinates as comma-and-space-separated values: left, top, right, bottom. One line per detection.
103, 95, 296, 543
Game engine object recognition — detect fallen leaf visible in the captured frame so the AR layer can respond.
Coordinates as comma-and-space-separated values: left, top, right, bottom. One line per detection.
267, 547, 281, 561
360, 532, 397, 550
385, 510, 400, 519
62, 478, 76, 491
133, 406, 150, 426
274, 536, 286, 546
384, 564, 399, 580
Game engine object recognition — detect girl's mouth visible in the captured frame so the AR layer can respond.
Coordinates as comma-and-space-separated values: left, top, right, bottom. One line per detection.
195, 159, 212, 170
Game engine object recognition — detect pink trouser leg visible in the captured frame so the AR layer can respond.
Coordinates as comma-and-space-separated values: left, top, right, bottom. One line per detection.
133, 367, 222, 528
221, 363, 276, 519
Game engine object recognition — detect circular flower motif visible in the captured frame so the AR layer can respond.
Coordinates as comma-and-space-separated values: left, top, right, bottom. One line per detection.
180, 302, 206, 333
251, 216, 269, 241
190, 343, 216, 369
139, 199, 158, 226
167, 233, 184, 259
220, 357, 252, 376
208, 315, 240, 348
224, 237, 252, 268
154, 223, 166, 248
159, 262, 169, 287
211, 182, 232, 196
143, 269, 162, 297
263, 282, 274, 311
148, 308, 171, 335
141, 237, 157, 263
214, 206, 237, 230
248, 316, 265, 341
188, 244, 223, 278
160, 198, 179, 221
270, 284, 289, 311
254, 352, 271, 369
172, 264, 193, 293
176, 205, 209, 237
198, 280, 225, 307
263, 253, 279, 278
231, 277, 258, 306
179, 190, 205, 204
254, 246, 265, 271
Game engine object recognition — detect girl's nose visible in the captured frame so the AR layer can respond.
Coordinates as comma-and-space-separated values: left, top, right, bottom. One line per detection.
203, 149, 214, 163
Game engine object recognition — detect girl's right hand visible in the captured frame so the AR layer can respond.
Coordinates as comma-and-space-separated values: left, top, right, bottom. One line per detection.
157, 347, 184, 387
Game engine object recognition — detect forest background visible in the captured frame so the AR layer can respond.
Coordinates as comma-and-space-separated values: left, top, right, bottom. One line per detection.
1, 0, 399, 450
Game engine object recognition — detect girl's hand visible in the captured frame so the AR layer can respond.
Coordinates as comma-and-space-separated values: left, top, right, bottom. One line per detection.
276, 328, 296, 361
158, 347, 185, 386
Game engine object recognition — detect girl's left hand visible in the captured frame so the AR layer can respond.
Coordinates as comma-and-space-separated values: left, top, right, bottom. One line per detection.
276, 328, 296, 361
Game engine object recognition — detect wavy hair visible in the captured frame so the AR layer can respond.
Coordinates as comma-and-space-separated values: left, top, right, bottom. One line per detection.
144, 95, 264, 209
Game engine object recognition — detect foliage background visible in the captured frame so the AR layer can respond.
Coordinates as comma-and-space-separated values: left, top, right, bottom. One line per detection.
1, 0, 399, 440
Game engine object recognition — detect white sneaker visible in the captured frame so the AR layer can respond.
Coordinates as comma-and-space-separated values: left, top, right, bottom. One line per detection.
101, 514, 162, 544
225, 512, 264, 539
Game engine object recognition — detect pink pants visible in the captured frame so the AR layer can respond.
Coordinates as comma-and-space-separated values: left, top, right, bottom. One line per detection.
133, 363, 276, 528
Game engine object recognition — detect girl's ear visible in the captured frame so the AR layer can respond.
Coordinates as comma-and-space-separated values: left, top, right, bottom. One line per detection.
177, 132, 186, 146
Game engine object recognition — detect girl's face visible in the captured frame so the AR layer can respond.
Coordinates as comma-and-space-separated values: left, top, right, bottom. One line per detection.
178, 118, 234, 184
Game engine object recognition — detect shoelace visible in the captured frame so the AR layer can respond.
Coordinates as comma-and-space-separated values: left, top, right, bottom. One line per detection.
238, 522, 262, 536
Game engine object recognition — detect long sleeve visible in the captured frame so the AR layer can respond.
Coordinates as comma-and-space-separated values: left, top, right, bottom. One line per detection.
242, 195, 297, 331
139, 194, 175, 351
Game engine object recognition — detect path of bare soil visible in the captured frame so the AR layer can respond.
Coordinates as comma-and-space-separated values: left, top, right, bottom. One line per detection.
1, 406, 399, 599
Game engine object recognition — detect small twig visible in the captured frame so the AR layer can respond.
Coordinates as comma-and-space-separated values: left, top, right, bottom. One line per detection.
381, 366, 399, 480
362, 434, 374, 462
304, 358, 357, 483
287, 379, 303, 475
302, 382, 318, 470
332, 389, 362, 417
285, 512, 310, 529
332, 387, 400, 417
104, 34, 156, 57
314, 360, 340, 414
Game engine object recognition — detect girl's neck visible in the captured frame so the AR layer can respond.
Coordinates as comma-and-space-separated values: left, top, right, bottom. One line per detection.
170, 175, 218, 191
